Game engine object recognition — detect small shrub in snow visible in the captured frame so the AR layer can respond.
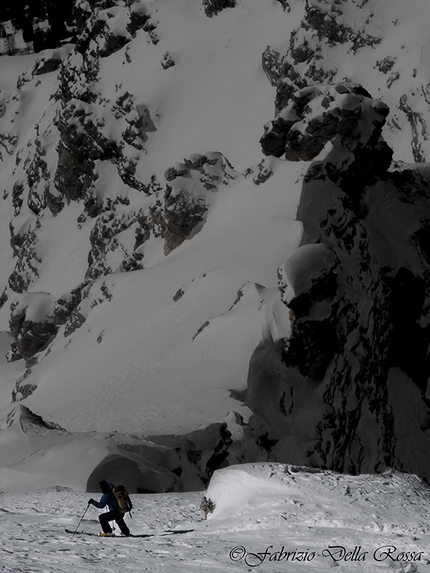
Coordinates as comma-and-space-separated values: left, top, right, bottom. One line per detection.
200, 496, 215, 519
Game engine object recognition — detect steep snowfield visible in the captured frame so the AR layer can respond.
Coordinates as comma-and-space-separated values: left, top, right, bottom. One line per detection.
0, 0, 309, 494
1, 464, 429, 573
11, 160, 303, 435
0, 1, 305, 439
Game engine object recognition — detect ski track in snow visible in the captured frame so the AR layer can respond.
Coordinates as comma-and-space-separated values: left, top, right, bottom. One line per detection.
1, 466, 430, 573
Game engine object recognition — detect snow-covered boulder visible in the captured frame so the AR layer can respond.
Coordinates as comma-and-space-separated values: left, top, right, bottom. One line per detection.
279, 243, 337, 297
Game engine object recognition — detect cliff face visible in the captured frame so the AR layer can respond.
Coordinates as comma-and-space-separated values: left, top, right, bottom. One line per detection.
1, 0, 430, 491
227, 0, 430, 481
243, 83, 430, 479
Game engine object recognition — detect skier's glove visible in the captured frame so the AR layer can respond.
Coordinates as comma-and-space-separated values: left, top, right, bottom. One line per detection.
88, 498, 94, 505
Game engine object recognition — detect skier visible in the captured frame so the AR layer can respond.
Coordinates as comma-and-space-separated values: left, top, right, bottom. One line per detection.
88, 480, 131, 536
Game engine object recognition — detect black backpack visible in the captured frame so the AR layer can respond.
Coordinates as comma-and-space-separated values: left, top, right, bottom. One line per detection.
112, 485, 133, 515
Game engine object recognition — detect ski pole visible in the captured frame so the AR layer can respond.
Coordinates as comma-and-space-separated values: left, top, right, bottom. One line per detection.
72, 503, 90, 536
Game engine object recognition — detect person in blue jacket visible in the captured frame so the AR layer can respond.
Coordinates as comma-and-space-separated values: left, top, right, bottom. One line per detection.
88, 480, 131, 536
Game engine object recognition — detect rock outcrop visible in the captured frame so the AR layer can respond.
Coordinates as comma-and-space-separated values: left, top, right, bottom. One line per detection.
8, 293, 58, 361
243, 82, 430, 480
202, 0, 236, 18
164, 152, 236, 254
260, 83, 383, 161
1, 2, 167, 364
261, 0, 430, 162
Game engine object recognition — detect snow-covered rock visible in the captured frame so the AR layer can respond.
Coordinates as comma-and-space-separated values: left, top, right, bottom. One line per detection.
242, 79, 430, 480
203, 0, 236, 18
164, 152, 237, 254
8, 292, 58, 361
261, 83, 389, 162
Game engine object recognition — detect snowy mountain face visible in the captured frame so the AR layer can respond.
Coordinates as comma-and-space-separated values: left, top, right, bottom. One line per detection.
0, 0, 429, 493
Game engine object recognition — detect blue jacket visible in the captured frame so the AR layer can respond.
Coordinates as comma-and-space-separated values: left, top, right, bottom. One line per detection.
90, 483, 120, 511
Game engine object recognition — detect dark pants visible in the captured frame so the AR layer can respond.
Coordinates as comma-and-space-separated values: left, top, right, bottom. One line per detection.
99, 509, 130, 536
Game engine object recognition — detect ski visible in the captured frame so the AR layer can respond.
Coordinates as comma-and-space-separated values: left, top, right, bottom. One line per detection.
65, 528, 193, 537
65, 529, 153, 538
160, 529, 194, 536
65, 528, 99, 536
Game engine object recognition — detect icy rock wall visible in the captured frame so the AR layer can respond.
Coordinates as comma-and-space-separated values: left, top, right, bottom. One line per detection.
244, 83, 430, 479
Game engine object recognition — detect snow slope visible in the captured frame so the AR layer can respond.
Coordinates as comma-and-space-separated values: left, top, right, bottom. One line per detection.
8, 159, 303, 435
1, 464, 429, 573
0, 0, 309, 493
0, 0, 305, 437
